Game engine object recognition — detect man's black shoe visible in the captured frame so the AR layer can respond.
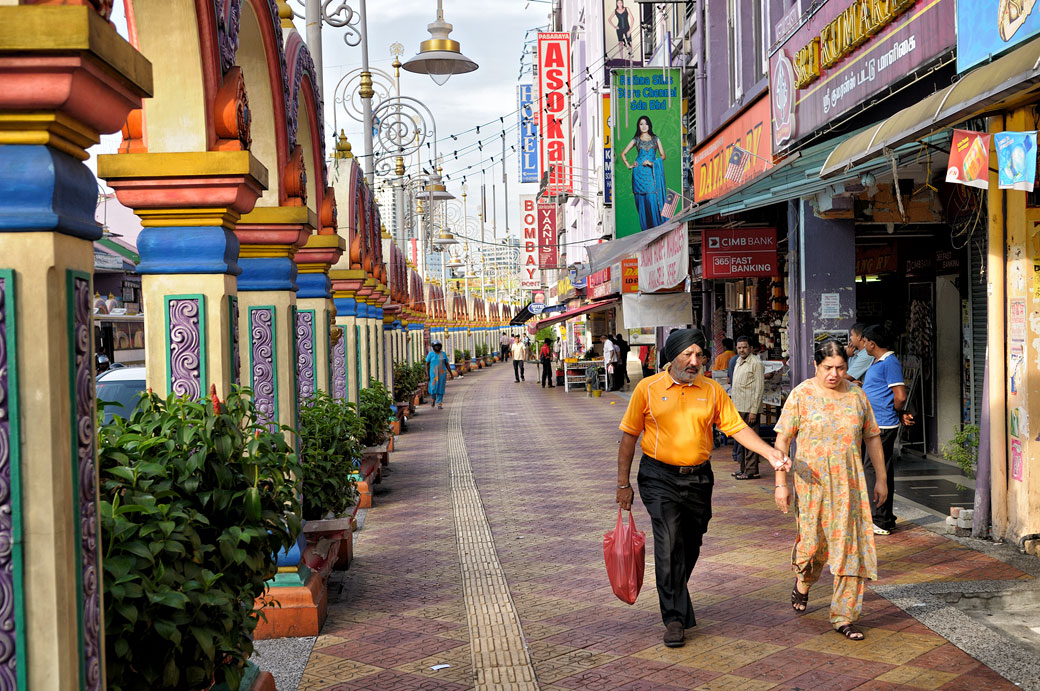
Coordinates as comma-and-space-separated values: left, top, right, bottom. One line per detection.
663, 621, 685, 647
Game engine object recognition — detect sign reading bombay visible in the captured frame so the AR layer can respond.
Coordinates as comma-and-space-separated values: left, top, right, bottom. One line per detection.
702, 228, 778, 279
693, 95, 772, 203
769, 0, 955, 151
520, 195, 540, 289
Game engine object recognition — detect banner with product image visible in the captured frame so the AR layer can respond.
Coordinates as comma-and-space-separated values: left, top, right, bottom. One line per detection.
995, 130, 1037, 191
611, 67, 683, 239
946, 129, 991, 189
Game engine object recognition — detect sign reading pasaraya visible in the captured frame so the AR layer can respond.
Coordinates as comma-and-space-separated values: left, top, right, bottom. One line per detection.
520, 195, 540, 289
770, 0, 955, 151
702, 228, 778, 279
537, 32, 573, 195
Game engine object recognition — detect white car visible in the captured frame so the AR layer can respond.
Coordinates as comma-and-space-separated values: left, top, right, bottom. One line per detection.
96, 366, 146, 425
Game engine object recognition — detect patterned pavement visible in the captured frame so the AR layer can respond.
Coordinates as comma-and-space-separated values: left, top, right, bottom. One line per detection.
299, 363, 1029, 690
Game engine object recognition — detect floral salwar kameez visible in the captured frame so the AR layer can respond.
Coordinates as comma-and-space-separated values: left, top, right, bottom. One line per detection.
775, 380, 881, 626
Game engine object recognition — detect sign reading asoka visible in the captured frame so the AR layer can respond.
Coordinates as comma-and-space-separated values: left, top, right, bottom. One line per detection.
770, 0, 955, 151
702, 228, 778, 279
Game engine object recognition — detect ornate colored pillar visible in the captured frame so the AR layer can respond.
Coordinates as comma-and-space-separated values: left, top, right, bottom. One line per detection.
295, 234, 345, 400
0, 5, 151, 687
330, 268, 365, 405
101, 153, 267, 397
234, 207, 314, 433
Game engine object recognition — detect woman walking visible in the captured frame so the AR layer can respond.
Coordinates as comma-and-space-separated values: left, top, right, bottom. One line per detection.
773, 339, 888, 641
425, 340, 454, 409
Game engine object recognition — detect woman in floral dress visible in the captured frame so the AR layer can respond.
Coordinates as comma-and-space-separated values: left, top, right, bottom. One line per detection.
773, 339, 888, 640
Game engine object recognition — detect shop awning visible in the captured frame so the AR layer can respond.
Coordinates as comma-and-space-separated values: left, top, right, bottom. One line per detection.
820, 35, 1040, 178
581, 212, 694, 277
533, 298, 619, 329
510, 302, 565, 326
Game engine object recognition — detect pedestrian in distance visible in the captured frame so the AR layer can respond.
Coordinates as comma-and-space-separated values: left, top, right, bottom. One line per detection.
616, 328, 789, 648
539, 338, 555, 388
860, 325, 915, 535
773, 339, 889, 641
500, 332, 511, 361
603, 334, 619, 391
425, 341, 454, 410
511, 336, 526, 382
713, 338, 736, 371
845, 323, 874, 385
614, 333, 632, 387
730, 335, 766, 480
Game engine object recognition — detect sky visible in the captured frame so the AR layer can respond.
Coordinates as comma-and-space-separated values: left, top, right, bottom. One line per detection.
88, 0, 553, 248
296, 0, 550, 243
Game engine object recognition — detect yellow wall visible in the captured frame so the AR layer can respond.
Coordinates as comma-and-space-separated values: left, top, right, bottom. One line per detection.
132, 0, 207, 152
237, 2, 280, 208
9, 232, 91, 686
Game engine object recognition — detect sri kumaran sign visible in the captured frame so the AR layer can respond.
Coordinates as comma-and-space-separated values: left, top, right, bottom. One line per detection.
611, 67, 683, 239
770, 0, 955, 151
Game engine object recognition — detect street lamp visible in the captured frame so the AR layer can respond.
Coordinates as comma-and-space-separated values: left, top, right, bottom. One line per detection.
402, 0, 479, 85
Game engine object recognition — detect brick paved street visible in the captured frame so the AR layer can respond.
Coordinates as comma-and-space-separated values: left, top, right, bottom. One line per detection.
299, 365, 1031, 690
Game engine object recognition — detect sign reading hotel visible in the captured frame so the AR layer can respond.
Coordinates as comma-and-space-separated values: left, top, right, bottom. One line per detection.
517, 84, 538, 183
537, 203, 558, 269
537, 32, 573, 195
611, 67, 683, 239
702, 228, 778, 279
520, 195, 540, 289
769, 0, 955, 151
693, 95, 772, 203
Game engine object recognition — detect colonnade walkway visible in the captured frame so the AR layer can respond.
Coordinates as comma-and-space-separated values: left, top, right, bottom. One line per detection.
293, 366, 1034, 690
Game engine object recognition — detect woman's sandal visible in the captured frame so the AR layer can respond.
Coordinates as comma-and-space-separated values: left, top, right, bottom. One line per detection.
835, 623, 864, 640
791, 580, 809, 612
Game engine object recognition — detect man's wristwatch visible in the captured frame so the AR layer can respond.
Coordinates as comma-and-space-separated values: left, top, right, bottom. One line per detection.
617, 483, 631, 490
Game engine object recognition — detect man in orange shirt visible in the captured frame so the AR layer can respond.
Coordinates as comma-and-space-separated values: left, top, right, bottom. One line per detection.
616, 328, 789, 648
712, 338, 736, 371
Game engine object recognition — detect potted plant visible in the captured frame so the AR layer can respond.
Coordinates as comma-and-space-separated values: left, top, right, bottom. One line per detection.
359, 378, 394, 472
98, 387, 300, 691
298, 391, 363, 572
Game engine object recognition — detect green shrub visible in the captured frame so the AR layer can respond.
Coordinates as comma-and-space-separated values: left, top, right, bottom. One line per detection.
412, 360, 427, 385
463, 349, 471, 360
359, 378, 394, 447
943, 424, 980, 479
453, 348, 463, 362
392, 360, 421, 402
298, 391, 362, 520
98, 388, 300, 691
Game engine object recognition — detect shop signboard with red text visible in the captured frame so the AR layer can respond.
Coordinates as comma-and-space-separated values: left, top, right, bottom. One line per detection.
537, 203, 558, 269
537, 32, 573, 195
520, 195, 540, 289
693, 95, 773, 203
702, 228, 778, 279
621, 258, 639, 293
769, 0, 955, 152
638, 226, 688, 292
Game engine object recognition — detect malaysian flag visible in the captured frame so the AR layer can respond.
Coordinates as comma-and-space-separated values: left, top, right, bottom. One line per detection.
661, 189, 680, 219
724, 145, 752, 184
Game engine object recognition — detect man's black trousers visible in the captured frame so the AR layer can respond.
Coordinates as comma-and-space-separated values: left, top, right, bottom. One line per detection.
863, 427, 898, 531
637, 455, 713, 628
513, 359, 525, 381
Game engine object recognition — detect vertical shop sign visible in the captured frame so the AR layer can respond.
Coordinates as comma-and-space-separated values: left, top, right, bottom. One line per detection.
538, 32, 572, 195
603, 94, 613, 206
622, 258, 639, 293
537, 203, 558, 269
520, 195, 540, 289
611, 67, 683, 239
517, 84, 539, 183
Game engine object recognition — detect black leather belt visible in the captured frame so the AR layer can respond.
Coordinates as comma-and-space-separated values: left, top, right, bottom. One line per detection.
641, 454, 710, 475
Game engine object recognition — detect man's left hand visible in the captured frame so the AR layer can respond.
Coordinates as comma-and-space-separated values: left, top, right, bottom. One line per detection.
747, 413, 757, 425
901, 413, 915, 427
764, 447, 791, 472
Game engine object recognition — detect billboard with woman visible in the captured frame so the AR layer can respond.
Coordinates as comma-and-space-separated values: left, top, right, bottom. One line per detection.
611, 67, 683, 238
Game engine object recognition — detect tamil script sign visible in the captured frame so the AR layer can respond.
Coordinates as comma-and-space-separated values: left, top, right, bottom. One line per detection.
520, 195, 540, 289
537, 203, 558, 269
702, 228, 778, 279
770, 0, 955, 151
517, 84, 538, 183
638, 225, 688, 292
538, 32, 573, 194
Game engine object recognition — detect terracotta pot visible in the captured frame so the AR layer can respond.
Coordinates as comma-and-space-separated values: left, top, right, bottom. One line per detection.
302, 517, 352, 578
391, 420, 401, 435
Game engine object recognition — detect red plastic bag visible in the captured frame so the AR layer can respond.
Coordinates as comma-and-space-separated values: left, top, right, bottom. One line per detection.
603, 508, 645, 604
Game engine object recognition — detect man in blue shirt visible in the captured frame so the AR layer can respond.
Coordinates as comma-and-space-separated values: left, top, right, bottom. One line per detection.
845, 323, 874, 384
861, 325, 915, 535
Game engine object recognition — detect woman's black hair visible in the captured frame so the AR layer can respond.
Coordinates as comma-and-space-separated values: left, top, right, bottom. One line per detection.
632, 115, 656, 139
814, 338, 848, 365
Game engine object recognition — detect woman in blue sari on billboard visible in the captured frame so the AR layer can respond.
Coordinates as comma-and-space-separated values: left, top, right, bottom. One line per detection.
620, 115, 667, 231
